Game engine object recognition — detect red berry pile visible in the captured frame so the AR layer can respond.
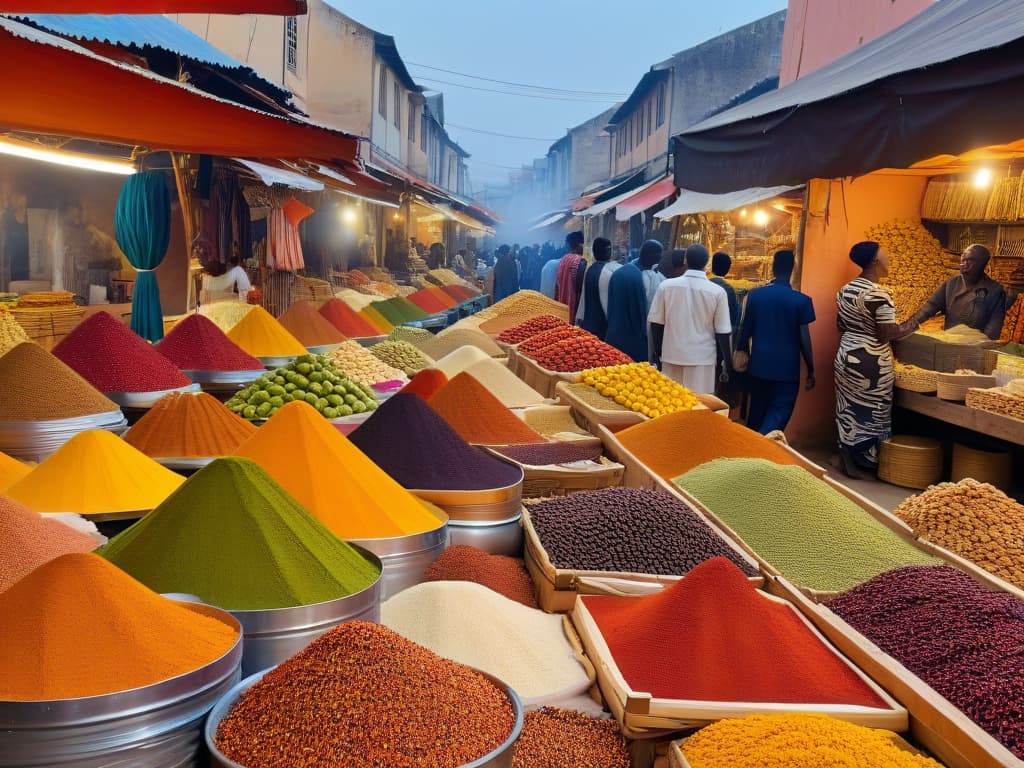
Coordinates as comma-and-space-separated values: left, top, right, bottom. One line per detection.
517, 325, 592, 356
497, 315, 569, 345
529, 337, 633, 372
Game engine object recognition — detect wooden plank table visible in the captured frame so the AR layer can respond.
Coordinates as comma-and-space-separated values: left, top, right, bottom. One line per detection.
895, 389, 1024, 447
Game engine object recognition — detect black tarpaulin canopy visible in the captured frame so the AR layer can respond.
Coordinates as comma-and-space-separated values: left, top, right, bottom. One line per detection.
673, 0, 1024, 193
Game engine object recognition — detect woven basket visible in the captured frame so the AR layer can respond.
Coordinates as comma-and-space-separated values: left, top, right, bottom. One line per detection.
878, 435, 943, 490
966, 386, 1024, 421
895, 367, 938, 393
952, 442, 1012, 490
935, 372, 996, 401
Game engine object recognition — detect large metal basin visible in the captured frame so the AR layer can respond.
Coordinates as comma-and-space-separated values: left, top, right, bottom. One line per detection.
205, 666, 523, 768
227, 544, 382, 675
0, 602, 242, 768
411, 458, 524, 522
350, 522, 449, 599
448, 512, 523, 557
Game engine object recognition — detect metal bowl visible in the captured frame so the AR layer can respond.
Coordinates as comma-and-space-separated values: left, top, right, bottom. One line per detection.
181, 369, 264, 386
106, 384, 202, 409
306, 343, 343, 355
448, 511, 524, 557
205, 665, 523, 768
0, 411, 127, 462
0, 601, 242, 768
411, 457, 524, 522
349, 521, 449, 600
226, 544, 382, 675
257, 355, 298, 368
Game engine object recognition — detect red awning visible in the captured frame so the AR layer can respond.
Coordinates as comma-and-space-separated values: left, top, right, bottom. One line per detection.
614, 177, 677, 221
571, 193, 597, 212
0, 19, 357, 163
0, 1, 305, 12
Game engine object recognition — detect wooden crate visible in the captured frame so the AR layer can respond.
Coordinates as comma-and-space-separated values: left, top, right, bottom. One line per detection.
521, 501, 762, 614
556, 380, 648, 434
765, 576, 1024, 768
596, 423, 828, 491
569, 585, 908, 738
518, 455, 625, 498
518, 355, 577, 398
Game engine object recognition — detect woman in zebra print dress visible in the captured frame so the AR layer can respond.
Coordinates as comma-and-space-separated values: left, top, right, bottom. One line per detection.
834, 242, 919, 478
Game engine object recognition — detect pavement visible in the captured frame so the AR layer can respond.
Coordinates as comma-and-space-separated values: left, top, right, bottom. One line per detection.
800, 447, 916, 512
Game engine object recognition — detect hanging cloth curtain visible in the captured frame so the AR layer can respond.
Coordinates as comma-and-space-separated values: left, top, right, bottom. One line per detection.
115, 171, 171, 342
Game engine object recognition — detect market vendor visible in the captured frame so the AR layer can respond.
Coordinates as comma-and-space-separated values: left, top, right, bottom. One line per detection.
910, 244, 1007, 339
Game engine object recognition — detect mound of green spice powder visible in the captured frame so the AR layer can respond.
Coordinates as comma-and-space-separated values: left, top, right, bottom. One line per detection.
99, 457, 380, 610
673, 458, 939, 592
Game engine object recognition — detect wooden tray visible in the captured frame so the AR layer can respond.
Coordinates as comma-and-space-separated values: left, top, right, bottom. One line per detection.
521, 499, 763, 614
765, 576, 1024, 768
517, 355, 577, 399
517, 455, 625, 498
556, 380, 649, 434
570, 586, 908, 737
596, 422, 828, 489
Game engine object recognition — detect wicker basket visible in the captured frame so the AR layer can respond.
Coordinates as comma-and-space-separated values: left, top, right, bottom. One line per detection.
935, 372, 996, 401
952, 442, 1013, 490
966, 385, 1024, 421
878, 435, 944, 489
895, 366, 938, 393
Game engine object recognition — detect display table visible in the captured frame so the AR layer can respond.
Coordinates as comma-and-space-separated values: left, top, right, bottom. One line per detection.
895, 389, 1024, 447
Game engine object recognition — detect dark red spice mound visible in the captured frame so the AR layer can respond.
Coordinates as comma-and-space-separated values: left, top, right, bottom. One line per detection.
349, 393, 523, 490
155, 314, 264, 372
828, 565, 1024, 758
400, 369, 449, 401
583, 557, 887, 706
423, 545, 537, 608
53, 311, 192, 393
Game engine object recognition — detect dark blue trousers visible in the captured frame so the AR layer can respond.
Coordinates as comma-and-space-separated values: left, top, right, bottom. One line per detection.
746, 377, 799, 434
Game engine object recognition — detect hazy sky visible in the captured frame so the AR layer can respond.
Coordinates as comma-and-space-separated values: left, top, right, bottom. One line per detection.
329, 0, 786, 189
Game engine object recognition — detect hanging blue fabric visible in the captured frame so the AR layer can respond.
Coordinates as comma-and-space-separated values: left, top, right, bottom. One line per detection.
115, 171, 171, 342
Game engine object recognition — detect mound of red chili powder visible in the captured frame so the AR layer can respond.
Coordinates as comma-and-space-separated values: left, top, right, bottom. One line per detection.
215, 621, 515, 768
828, 565, 1024, 758
155, 314, 264, 372
53, 311, 191, 393
581, 557, 887, 707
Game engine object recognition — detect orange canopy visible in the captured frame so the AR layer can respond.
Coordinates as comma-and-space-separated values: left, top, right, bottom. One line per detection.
0, 1, 305, 11
0, 19, 357, 163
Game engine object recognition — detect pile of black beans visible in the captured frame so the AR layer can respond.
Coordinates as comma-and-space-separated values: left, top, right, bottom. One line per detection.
527, 487, 757, 576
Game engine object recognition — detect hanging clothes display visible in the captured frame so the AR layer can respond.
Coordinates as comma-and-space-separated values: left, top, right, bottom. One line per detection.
267, 207, 304, 271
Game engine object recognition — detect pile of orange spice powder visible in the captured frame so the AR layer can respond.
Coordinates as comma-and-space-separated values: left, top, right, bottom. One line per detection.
215, 621, 514, 768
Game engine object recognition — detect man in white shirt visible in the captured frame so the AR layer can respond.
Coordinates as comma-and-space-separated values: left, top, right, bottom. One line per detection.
648, 244, 732, 394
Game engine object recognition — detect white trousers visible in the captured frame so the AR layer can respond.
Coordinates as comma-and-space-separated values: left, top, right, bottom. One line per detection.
662, 362, 716, 394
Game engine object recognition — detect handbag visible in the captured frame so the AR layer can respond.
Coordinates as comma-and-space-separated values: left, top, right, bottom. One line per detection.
732, 350, 749, 373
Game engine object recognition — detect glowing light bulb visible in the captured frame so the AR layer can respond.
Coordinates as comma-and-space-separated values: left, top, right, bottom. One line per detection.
342, 208, 357, 223
0, 139, 135, 175
974, 168, 992, 188
753, 209, 768, 226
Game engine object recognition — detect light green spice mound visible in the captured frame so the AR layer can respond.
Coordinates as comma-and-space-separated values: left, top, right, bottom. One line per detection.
673, 458, 938, 592
100, 457, 380, 609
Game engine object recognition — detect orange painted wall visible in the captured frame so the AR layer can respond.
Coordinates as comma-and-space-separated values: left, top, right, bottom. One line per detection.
779, 0, 933, 86
787, 174, 928, 448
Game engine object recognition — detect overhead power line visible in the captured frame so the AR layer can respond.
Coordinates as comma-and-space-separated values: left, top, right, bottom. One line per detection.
446, 123, 559, 142
408, 61, 629, 98
414, 76, 621, 103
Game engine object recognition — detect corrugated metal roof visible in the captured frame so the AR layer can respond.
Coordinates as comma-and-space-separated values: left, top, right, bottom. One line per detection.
19, 13, 256, 72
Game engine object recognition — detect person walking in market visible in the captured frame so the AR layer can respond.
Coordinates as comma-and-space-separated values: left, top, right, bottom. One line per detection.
909, 243, 1007, 339
648, 244, 732, 394
835, 241, 920, 478
554, 230, 586, 319
575, 237, 621, 338
491, 244, 520, 303
605, 239, 664, 362
735, 250, 816, 434
709, 252, 740, 332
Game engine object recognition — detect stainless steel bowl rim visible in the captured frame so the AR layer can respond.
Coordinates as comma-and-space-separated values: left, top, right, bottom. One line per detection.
205, 665, 522, 768
182, 369, 264, 385
348, 520, 449, 556
447, 512, 522, 529
306, 343, 343, 354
